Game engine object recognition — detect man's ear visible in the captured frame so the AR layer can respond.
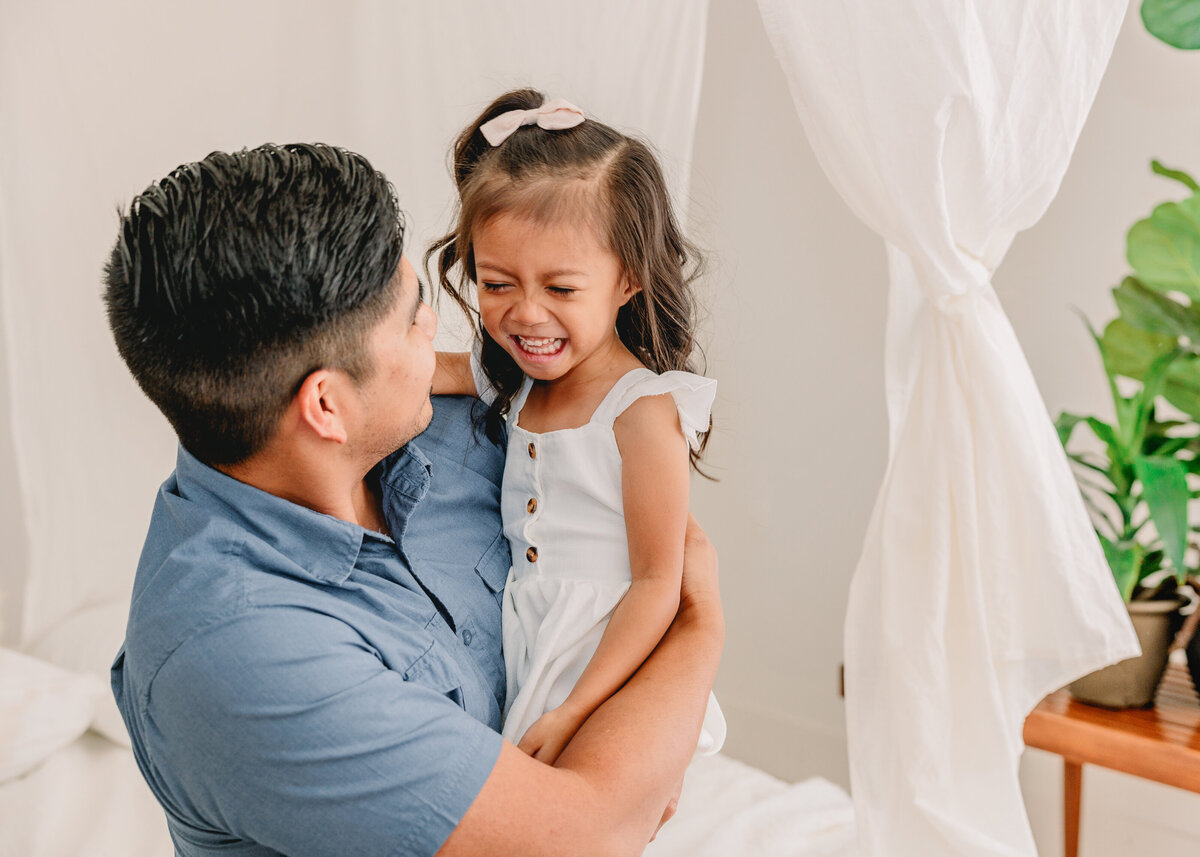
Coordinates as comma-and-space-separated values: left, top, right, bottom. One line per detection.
295, 369, 349, 445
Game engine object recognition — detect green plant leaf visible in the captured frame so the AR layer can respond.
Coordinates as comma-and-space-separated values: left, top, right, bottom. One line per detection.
1099, 317, 1177, 381
1131, 348, 1183, 446
1145, 418, 1193, 436
1141, 549, 1166, 582
1163, 354, 1200, 419
1098, 534, 1145, 602
1068, 451, 1114, 478
1152, 160, 1200, 192
1134, 455, 1192, 581
1146, 434, 1195, 456
1055, 412, 1087, 447
1142, 0, 1200, 49
1113, 276, 1200, 341
1127, 195, 1200, 300
1084, 416, 1119, 451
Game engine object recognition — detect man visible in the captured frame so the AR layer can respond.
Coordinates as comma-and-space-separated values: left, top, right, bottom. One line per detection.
106, 143, 723, 857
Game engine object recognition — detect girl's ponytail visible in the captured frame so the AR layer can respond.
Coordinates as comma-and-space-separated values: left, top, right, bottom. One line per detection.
450, 89, 544, 188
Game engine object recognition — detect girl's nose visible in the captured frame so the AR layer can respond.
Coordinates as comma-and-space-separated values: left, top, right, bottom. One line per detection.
510, 295, 549, 326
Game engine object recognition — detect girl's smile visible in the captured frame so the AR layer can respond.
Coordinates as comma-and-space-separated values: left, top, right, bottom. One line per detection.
511, 335, 566, 362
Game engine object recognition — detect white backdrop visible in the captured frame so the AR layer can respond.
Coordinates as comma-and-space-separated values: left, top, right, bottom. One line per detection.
0, 0, 709, 649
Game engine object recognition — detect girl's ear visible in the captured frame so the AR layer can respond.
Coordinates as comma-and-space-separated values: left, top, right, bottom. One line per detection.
617, 275, 642, 307
295, 369, 349, 445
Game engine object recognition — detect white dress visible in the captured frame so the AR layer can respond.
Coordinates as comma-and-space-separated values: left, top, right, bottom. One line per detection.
475, 358, 726, 755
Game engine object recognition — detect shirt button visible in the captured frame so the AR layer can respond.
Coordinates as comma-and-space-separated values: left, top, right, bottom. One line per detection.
526, 546, 538, 563
462, 628, 473, 646
527, 497, 538, 514
528, 442, 537, 459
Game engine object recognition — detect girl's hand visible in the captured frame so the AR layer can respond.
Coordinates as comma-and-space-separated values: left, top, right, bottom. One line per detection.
516, 705, 587, 765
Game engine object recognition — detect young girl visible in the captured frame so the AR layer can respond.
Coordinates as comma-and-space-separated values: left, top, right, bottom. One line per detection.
429, 89, 724, 764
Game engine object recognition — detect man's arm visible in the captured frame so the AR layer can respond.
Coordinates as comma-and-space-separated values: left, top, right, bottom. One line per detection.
438, 518, 723, 857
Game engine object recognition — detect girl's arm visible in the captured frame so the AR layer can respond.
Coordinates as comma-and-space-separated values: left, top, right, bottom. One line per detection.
434, 351, 477, 396
517, 393, 689, 764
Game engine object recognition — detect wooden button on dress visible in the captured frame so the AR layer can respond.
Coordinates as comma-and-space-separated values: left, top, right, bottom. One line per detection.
527, 498, 538, 514
526, 546, 538, 563
528, 442, 537, 459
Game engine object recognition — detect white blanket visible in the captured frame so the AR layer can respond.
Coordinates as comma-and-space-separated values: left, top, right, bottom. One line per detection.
647, 754, 857, 857
0, 732, 170, 857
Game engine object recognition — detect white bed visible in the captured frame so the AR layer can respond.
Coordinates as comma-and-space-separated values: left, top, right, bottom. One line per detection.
0, 731, 172, 857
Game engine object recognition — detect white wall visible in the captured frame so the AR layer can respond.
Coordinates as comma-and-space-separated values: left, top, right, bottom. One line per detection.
688, 0, 1200, 852
687, 0, 884, 789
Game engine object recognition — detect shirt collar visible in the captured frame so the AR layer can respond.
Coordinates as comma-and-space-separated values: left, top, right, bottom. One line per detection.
173, 443, 433, 586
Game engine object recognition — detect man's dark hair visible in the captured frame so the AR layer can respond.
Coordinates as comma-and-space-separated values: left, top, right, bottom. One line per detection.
104, 143, 403, 466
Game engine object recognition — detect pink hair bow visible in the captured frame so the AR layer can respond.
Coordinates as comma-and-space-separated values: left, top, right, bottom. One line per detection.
479, 98, 585, 146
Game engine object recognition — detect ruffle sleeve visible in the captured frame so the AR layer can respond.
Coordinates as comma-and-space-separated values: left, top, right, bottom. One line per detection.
602, 370, 716, 452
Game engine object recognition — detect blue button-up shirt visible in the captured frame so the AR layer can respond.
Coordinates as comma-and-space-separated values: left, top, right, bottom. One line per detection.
112, 397, 508, 857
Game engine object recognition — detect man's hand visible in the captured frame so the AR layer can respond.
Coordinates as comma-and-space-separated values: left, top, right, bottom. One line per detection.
650, 774, 685, 842
679, 515, 720, 617
517, 705, 587, 766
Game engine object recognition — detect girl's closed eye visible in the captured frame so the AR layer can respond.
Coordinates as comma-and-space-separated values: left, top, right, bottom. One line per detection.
480, 281, 511, 293
547, 286, 575, 296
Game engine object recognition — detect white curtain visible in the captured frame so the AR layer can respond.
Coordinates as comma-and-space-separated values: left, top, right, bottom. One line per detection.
755, 2, 1139, 854
0, 0, 708, 649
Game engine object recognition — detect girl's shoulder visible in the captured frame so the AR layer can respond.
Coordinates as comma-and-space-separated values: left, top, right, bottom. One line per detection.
595, 369, 716, 452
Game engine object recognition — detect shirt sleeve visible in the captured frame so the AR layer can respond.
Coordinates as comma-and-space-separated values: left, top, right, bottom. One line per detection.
146, 606, 502, 857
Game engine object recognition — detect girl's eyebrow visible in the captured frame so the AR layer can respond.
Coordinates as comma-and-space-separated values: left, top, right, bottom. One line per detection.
476, 260, 586, 279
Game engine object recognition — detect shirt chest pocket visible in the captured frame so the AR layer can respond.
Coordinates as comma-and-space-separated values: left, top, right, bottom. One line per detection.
474, 530, 512, 608
397, 638, 464, 709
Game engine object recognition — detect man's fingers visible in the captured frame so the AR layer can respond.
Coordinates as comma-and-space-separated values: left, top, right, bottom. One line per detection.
680, 514, 719, 609
651, 776, 684, 841
684, 514, 709, 549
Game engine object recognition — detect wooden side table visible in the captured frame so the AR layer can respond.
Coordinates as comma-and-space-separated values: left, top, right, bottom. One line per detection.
1022, 662, 1200, 857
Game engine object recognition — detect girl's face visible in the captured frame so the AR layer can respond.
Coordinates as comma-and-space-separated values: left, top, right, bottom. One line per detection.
472, 212, 638, 383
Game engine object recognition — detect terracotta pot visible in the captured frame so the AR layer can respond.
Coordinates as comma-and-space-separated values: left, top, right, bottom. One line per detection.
1068, 598, 1184, 709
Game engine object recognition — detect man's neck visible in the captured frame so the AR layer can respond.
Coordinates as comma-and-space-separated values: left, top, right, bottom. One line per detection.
218, 444, 383, 532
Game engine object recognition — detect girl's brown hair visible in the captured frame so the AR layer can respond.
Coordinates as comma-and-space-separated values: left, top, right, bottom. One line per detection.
426, 88, 709, 469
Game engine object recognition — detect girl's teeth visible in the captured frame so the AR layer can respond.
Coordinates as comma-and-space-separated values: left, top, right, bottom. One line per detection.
517, 336, 563, 355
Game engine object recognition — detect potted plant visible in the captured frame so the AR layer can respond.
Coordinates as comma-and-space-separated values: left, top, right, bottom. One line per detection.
1057, 337, 1192, 707
1057, 162, 1200, 708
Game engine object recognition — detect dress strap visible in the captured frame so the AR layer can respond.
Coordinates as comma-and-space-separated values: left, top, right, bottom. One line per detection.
510, 376, 535, 420
591, 369, 717, 451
